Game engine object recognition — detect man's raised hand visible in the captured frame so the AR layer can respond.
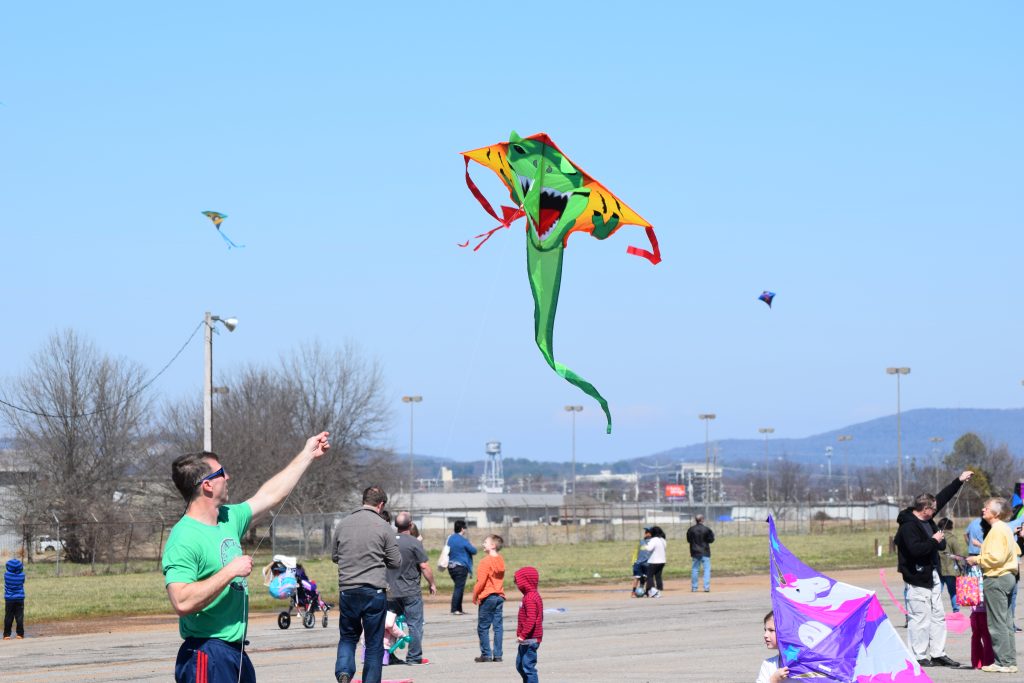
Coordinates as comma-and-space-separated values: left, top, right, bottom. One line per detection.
305, 431, 331, 459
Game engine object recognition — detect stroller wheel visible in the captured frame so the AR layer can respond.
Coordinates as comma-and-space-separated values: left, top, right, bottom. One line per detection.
277, 611, 291, 629
322, 612, 329, 628
303, 610, 316, 629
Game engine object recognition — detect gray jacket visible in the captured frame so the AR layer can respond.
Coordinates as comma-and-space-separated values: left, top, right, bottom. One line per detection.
332, 507, 401, 591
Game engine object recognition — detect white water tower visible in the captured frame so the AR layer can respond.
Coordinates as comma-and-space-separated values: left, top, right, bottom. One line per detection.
481, 441, 504, 493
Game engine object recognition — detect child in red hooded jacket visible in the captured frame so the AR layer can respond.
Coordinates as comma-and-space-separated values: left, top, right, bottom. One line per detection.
514, 566, 543, 683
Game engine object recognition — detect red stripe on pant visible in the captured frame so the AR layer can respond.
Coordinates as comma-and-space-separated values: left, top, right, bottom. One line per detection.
196, 649, 207, 683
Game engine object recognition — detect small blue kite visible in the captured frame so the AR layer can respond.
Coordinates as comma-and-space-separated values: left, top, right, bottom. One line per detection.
759, 291, 775, 308
202, 211, 245, 249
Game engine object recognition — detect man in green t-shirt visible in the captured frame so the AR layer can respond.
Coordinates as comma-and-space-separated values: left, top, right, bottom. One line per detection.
162, 431, 330, 683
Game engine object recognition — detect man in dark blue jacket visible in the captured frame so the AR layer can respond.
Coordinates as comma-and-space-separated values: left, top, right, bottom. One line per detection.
4, 558, 26, 639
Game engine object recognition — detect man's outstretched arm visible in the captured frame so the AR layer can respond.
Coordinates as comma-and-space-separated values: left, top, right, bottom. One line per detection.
247, 432, 330, 521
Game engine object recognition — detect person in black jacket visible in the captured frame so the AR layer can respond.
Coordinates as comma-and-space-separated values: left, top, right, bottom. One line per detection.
894, 471, 973, 668
686, 515, 715, 592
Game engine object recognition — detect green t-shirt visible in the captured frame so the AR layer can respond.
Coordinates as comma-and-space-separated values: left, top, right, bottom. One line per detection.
162, 502, 252, 642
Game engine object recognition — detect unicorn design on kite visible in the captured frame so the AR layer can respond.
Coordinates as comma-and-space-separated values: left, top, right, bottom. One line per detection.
461, 131, 661, 433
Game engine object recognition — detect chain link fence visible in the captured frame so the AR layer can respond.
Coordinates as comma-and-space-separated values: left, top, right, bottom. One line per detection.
0, 503, 910, 574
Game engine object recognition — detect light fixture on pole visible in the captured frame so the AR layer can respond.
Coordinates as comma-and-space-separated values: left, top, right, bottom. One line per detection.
837, 435, 853, 503
886, 367, 910, 499
203, 312, 238, 452
758, 427, 774, 506
699, 413, 716, 521
564, 405, 583, 524
402, 395, 422, 513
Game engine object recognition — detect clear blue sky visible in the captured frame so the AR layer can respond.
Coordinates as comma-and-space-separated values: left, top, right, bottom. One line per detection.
2, 3, 1021, 464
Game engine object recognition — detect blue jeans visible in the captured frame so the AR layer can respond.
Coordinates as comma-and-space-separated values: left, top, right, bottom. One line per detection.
940, 574, 959, 612
335, 586, 387, 683
691, 556, 711, 590
516, 641, 540, 683
477, 594, 504, 658
387, 594, 424, 662
449, 564, 469, 613
175, 637, 254, 683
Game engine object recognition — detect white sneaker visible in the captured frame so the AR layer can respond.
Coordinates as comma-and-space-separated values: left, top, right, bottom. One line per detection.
647, 588, 661, 598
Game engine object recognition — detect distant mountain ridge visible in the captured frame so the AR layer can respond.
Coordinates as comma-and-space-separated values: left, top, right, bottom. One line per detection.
411, 408, 1024, 477
634, 408, 1024, 469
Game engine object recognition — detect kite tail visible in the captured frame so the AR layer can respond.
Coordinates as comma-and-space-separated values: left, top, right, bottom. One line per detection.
528, 243, 612, 434
218, 231, 245, 249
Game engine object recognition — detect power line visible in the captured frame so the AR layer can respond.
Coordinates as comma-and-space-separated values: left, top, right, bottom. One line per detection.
0, 321, 204, 420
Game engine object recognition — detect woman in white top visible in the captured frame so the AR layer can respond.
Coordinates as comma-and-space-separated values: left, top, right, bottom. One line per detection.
642, 526, 668, 597
756, 611, 789, 683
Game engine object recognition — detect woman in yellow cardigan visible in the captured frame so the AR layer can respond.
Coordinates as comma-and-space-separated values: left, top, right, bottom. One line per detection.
967, 497, 1021, 673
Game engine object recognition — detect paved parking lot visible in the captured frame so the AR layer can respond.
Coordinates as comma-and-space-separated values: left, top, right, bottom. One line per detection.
0, 568, 1013, 682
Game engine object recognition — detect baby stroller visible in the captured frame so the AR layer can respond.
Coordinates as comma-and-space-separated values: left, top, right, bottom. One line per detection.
263, 554, 332, 629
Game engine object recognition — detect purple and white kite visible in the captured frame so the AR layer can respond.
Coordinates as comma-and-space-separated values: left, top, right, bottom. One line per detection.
768, 516, 932, 682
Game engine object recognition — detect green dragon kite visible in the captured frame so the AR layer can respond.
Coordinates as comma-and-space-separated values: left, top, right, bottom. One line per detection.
461, 131, 661, 433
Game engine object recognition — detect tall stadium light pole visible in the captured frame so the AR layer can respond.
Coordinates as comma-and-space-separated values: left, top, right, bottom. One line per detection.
402, 395, 422, 513
837, 435, 853, 504
886, 367, 911, 500
929, 436, 943, 492
565, 405, 583, 524
699, 414, 716, 521
203, 312, 238, 452
825, 446, 833, 499
758, 427, 774, 507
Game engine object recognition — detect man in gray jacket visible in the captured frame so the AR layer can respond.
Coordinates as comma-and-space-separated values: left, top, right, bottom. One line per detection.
332, 486, 401, 683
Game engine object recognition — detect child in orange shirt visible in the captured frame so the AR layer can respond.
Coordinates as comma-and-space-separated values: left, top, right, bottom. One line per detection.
472, 534, 506, 662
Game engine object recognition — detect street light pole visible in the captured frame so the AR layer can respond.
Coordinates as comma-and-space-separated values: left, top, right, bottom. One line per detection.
929, 436, 943, 492
699, 414, 716, 522
758, 427, 774, 507
825, 446, 833, 499
565, 405, 583, 524
886, 367, 910, 499
203, 312, 238, 452
837, 435, 853, 504
402, 395, 422, 513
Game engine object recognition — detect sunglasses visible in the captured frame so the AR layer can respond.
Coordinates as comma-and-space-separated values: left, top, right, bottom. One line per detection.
197, 467, 226, 485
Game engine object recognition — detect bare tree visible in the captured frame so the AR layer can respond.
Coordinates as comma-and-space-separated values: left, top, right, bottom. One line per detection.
0, 330, 152, 562
214, 365, 298, 506
279, 341, 393, 511
155, 340, 395, 517
773, 456, 810, 504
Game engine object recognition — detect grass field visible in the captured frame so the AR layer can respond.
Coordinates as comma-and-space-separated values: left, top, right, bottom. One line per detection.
20, 529, 895, 623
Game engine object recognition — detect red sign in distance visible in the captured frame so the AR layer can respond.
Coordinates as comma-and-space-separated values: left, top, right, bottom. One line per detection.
664, 484, 686, 498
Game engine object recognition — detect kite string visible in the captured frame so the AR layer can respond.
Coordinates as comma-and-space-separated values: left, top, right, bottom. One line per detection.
438, 206, 515, 462
237, 485, 301, 683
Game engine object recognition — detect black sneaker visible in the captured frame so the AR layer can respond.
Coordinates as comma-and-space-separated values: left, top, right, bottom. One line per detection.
932, 655, 960, 668
474, 655, 492, 663
493, 657, 503, 662
336, 674, 351, 683
917, 658, 934, 667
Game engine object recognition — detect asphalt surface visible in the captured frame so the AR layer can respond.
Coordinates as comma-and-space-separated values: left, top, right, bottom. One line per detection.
0, 568, 1016, 682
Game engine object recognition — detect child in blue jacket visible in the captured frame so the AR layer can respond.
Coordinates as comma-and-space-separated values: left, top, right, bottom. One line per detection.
4, 558, 25, 639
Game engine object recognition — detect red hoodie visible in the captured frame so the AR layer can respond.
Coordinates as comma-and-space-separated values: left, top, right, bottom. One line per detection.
515, 566, 543, 643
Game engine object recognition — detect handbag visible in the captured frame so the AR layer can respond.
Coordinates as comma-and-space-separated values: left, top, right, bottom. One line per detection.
437, 536, 451, 572
956, 564, 983, 607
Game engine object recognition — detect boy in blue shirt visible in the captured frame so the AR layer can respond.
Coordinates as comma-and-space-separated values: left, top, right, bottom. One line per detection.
4, 558, 25, 639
